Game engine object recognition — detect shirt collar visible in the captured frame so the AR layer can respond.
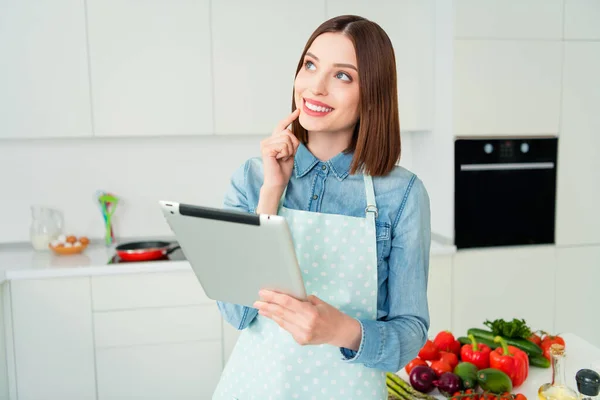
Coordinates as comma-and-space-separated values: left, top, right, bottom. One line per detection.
294, 143, 354, 181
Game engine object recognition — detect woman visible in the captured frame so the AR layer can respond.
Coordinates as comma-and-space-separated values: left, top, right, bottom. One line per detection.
213, 15, 431, 399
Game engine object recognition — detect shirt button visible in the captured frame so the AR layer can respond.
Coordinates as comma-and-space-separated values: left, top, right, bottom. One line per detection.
313, 195, 318, 200
321, 165, 327, 171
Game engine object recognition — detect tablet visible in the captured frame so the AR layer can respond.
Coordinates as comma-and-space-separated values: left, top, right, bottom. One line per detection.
159, 201, 307, 307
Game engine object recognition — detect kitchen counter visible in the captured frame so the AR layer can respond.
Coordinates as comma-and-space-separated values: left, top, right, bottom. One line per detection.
0, 236, 456, 284
397, 332, 600, 400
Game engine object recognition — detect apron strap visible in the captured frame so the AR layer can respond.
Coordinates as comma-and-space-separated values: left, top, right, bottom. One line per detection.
363, 175, 378, 219
277, 175, 377, 218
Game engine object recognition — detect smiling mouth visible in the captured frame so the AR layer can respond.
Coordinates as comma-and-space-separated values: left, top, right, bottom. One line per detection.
303, 99, 334, 113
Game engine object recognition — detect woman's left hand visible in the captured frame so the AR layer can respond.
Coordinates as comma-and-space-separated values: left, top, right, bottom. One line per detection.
253, 290, 362, 350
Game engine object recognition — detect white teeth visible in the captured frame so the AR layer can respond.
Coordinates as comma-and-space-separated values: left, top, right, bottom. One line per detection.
305, 101, 332, 113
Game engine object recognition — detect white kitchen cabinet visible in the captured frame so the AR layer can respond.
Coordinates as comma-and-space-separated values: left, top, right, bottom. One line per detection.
0, 0, 92, 139
555, 245, 600, 348
211, 0, 326, 135
452, 246, 556, 336
427, 255, 453, 337
556, 42, 600, 246
564, 0, 600, 40
96, 340, 222, 400
326, 0, 435, 132
454, 40, 562, 136
94, 305, 221, 348
454, 0, 563, 39
9, 277, 96, 400
86, 0, 213, 136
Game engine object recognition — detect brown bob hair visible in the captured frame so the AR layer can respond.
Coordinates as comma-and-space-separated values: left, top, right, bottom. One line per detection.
290, 15, 401, 177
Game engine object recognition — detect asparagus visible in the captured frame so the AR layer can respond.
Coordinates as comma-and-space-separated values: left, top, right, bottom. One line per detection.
386, 372, 438, 400
387, 375, 415, 400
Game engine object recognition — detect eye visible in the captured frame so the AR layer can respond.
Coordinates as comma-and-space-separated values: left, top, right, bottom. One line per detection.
305, 60, 316, 71
336, 72, 351, 82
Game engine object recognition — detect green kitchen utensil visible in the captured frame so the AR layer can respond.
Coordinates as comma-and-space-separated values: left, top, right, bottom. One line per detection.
99, 194, 119, 246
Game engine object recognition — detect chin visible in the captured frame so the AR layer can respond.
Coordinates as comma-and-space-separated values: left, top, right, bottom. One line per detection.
299, 114, 332, 132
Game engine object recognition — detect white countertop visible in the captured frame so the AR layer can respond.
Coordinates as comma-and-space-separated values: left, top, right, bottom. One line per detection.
0, 237, 456, 284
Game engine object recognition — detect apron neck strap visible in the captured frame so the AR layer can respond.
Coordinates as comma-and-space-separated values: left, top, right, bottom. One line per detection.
363, 175, 378, 219
277, 175, 378, 218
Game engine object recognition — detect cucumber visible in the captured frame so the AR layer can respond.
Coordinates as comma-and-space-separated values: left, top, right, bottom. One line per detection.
529, 354, 551, 368
454, 362, 479, 390
477, 368, 513, 394
467, 328, 543, 356
458, 336, 470, 345
459, 335, 500, 350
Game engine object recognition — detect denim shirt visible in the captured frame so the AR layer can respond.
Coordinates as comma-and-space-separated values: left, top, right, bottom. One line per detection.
217, 143, 431, 372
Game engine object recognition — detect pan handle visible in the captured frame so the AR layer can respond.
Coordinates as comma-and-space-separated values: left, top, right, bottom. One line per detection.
165, 244, 181, 255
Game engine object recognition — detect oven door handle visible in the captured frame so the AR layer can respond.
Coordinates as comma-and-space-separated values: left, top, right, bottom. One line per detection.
460, 162, 555, 171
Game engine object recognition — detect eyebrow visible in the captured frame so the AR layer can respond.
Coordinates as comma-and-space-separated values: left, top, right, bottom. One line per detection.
305, 52, 358, 72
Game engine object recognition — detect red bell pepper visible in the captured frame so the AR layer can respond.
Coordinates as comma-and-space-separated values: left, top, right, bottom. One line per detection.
460, 334, 491, 369
490, 336, 529, 388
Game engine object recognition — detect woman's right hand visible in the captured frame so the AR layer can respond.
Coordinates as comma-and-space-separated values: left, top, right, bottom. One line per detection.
260, 108, 301, 190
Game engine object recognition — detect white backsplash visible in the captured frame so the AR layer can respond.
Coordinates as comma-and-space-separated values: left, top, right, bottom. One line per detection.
0, 133, 441, 244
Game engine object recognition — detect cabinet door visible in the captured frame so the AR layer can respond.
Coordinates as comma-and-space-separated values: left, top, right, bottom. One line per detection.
452, 246, 556, 336
427, 255, 453, 336
212, 0, 326, 134
87, 0, 213, 136
564, 0, 600, 40
555, 246, 600, 348
326, 0, 434, 132
10, 278, 96, 400
454, 0, 563, 39
0, 0, 92, 139
96, 341, 222, 400
454, 40, 562, 136
556, 42, 600, 246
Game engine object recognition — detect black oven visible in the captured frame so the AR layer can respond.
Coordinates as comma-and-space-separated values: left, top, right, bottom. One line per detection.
454, 137, 558, 249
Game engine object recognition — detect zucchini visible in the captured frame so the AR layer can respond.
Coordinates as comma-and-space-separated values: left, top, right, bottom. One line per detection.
529, 354, 551, 368
467, 328, 542, 356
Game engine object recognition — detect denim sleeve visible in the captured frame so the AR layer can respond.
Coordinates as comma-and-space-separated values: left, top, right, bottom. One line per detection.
340, 175, 431, 372
215, 159, 259, 330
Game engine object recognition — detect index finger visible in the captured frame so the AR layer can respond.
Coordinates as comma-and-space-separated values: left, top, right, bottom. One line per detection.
259, 289, 304, 311
274, 108, 300, 134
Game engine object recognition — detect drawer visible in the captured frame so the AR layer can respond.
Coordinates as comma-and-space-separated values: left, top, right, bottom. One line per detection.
94, 305, 221, 348
91, 270, 212, 311
96, 340, 222, 400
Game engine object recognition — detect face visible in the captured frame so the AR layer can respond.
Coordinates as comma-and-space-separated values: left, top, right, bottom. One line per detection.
294, 32, 360, 135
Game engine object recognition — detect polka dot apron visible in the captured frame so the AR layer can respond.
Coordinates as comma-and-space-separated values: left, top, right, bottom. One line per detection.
213, 175, 386, 400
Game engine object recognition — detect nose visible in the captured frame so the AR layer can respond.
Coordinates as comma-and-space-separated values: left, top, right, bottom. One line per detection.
310, 72, 328, 96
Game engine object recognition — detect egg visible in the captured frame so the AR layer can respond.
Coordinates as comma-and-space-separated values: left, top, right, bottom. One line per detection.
74, 241, 82, 247
57, 235, 67, 243
79, 237, 90, 245
50, 240, 62, 247
66, 235, 77, 244
64, 242, 73, 248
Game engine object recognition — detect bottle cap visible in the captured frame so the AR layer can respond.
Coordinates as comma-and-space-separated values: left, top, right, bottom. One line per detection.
576, 369, 600, 396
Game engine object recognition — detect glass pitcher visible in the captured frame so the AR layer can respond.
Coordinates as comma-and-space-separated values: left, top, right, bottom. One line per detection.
30, 206, 64, 250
